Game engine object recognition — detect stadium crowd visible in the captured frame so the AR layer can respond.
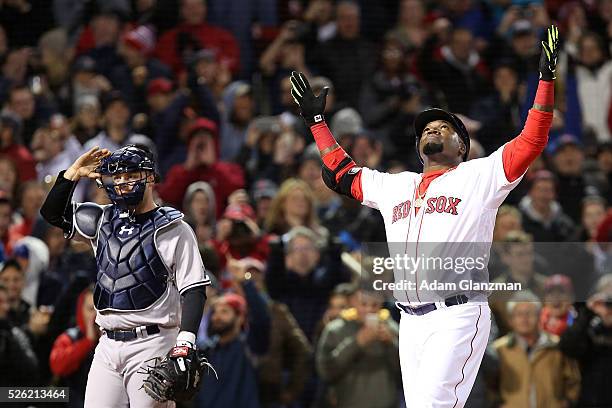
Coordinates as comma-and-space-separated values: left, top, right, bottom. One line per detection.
0, 0, 611, 407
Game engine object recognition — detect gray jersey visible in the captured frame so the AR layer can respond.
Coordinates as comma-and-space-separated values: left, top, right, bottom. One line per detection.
75, 210, 210, 330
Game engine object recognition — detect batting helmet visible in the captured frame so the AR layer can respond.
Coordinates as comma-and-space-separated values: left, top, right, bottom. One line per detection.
414, 108, 470, 162
96, 145, 159, 213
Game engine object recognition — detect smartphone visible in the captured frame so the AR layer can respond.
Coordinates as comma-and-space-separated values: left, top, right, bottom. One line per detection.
365, 313, 379, 328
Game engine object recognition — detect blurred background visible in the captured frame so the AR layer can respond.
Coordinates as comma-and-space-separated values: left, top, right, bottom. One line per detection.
0, 0, 610, 407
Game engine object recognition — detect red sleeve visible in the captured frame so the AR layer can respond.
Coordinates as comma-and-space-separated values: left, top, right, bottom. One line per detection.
310, 123, 363, 201
49, 333, 95, 377
156, 165, 200, 208
502, 81, 554, 182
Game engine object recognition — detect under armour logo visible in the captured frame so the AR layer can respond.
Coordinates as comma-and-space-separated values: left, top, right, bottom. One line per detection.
314, 114, 323, 123
118, 225, 135, 236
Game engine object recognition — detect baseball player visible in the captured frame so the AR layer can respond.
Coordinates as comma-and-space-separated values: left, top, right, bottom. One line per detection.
40, 145, 211, 407
291, 26, 559, 408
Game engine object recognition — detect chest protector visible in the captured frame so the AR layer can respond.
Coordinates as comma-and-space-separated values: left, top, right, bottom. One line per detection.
93, 206, 183, 311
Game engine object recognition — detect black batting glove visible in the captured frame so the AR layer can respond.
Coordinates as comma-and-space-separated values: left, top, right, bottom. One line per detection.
290, 71, 328, 126
539, 25, 560, 81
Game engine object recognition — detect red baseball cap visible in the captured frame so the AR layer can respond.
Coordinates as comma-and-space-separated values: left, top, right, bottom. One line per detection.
147, 78, 173, 97
186, 117, 218, 141
217, 293, 247, 316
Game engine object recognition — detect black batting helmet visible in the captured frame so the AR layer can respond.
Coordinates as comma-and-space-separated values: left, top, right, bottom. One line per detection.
414, 108, 470, 163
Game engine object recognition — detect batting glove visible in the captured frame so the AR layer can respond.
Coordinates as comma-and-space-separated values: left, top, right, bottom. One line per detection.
539, 25, 559, 81
290, 71, 328, 126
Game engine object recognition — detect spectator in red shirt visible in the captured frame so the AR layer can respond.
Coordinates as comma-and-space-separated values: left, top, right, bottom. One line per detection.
0, 112, 36, 182
49, 286, 98, 408
157, 117, 245, 215
154, 0, 240, 76
7, 181, 46, 250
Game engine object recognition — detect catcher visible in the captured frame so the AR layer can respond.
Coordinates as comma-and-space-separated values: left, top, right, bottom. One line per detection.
40, 145, 213, 407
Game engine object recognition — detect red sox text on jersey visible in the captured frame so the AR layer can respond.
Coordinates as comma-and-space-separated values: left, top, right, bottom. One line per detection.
391, 196, 462, 223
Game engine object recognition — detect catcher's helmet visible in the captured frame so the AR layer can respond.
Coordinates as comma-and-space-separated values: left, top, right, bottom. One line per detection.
96, 145, 159, 215
414, 108, 470, 163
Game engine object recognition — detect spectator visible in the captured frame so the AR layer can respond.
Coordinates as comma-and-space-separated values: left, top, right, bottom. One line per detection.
570, 31, 612, 143
235, 117, 286, 184
76, 8, 124, 78
490, 205, 524, 280
0, 283, 38, 386
31, 116, 82, 184
492, 291, 581, 408
196, 288, 271, 408
387, 0, 427, 52
0, 112, 36, 182
265, 226, 347, 340
211, 203, 269, 272
59, 57, 109, 120
259, 22, 311, 115
358, 34, 421, 141
110, 25, 172, 114
491, 18, 540, 81
7, 181, 46, 249
519, 170, 575, 242
560, 274, 612, 407
82, 91, 150, 152
251, 179, 277, 228
183, 181, 217, 244
49, 286, 98, 408
220, 81, 255, 161
11, 236, 49, 307
265, 178, 327, 238
0, 259, 29, 327
316, 289, 400, 408
539, 274, 577, 336
300, 0, 337, 49
550, 134, 601, 222
470, 63, 523, 155
310, 1, 377, 109
571, 195, 608, 243
312, 282, 355, 345
38, 28, 72, 93
239, 257, 313, 408
155, 0, 240, 76
143, 78, 190, 175
157, 117, 245, 214
490, 231, 547, 335
418, 26, 488, 115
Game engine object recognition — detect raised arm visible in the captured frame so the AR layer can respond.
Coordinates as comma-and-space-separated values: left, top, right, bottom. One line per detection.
502, 26, 559, 182
290, 71, 365, 201
39, 147, 110, 236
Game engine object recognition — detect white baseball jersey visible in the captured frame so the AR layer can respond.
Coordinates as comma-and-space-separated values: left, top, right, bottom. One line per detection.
75, 213, 211, 330
360, 144, 523, 305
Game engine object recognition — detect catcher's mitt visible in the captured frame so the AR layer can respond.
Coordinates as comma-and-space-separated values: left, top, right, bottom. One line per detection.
141, 345, 217, 402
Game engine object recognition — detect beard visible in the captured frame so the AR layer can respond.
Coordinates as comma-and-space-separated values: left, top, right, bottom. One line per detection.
209, 318, 238, 337
422, 141, 444, 156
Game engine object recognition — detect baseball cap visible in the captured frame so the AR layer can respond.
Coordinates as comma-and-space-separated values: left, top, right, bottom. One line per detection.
414, 108, 470, 162
186, 117, 218, 141
147, 78, 173, 97
330, 108, 364, 137
252, 179, 278, 201
217, 293, 247, 316
544, 274, 573, 294
122, 25, 155, 55
549, 134, 581, 155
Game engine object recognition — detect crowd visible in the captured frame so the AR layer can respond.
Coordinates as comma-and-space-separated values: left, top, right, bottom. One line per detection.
0, 0, 611, 407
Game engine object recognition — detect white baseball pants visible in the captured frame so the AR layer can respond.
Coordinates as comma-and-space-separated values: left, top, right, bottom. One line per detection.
399, 302, 491, 408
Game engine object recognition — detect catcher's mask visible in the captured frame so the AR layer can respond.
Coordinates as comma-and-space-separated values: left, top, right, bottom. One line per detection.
96, 145, 160, 217
414, 108, 470, 163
